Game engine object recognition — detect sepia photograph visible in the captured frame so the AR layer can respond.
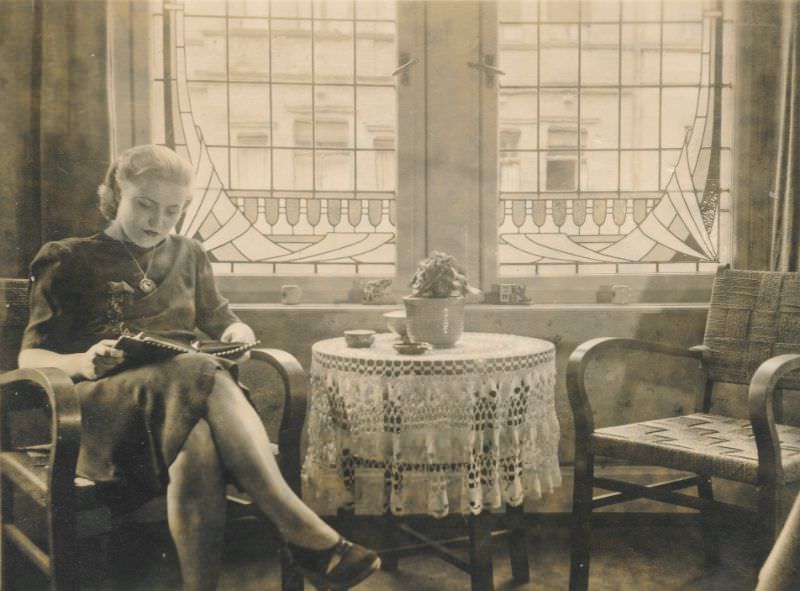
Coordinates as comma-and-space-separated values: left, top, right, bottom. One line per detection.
0, 0, 798, 589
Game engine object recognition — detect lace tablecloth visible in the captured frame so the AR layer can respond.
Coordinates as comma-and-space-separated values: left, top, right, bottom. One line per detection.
302, 332, 560, 517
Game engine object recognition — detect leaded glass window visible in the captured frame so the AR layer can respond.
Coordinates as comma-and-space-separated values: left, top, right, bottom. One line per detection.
150, 0, 397, 277
497, 0, 733, 277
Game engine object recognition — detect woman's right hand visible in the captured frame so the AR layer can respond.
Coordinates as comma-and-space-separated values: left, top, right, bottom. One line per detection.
81, 339, 126, 380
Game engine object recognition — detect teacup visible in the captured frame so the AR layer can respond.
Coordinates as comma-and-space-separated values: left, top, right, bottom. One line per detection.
383, 310, 407, 340
344, 329, 375, 348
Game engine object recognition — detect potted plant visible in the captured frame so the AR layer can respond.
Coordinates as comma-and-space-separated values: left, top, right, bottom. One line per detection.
403, 252, 480, 347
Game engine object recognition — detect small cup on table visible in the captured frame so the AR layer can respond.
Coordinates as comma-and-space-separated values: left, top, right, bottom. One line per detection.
344, 329, 375, 348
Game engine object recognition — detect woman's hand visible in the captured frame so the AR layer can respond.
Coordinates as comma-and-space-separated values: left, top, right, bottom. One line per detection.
81, 339, 126, 380
220, 322, 257, 362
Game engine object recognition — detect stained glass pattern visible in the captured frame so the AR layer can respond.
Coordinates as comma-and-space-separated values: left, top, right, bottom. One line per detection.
497, 0, 733, 276
153, 0, 397, 276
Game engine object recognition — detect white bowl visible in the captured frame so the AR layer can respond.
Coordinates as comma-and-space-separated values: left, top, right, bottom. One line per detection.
344, 329, 375, 348
383, 310, 407, 339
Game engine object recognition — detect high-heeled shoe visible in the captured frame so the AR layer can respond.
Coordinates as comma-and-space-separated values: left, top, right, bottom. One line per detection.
287, 537, 381, 590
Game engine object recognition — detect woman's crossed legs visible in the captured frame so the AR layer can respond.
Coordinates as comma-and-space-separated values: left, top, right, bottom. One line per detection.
167, 372, 341, 591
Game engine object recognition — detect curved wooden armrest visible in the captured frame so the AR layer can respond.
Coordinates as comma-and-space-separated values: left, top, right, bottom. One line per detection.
0, 367, 81, 500
246, 348, 308, 493
749, 354, 800, 483
567, 337, 704, 436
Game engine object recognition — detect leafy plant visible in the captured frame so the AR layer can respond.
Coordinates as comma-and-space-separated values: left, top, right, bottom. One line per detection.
409, 252, 481, 298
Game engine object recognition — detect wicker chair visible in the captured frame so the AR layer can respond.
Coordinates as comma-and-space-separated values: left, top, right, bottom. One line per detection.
568, 266, 800, 590
0, 347, 308, 591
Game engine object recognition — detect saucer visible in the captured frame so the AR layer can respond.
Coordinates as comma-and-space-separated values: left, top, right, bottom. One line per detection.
393, 341, 432, 355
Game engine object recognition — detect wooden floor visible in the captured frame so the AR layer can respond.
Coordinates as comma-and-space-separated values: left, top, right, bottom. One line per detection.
9, 515, 759, 591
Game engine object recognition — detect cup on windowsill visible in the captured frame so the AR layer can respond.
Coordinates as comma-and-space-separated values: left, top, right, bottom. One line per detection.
281, 284, 302, 305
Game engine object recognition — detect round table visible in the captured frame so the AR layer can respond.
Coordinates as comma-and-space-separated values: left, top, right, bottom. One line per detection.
302, 332, 560, 518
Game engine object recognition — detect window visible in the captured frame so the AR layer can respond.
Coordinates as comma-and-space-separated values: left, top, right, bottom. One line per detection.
149, 0, 398, 282
497, 0, 733, 280
122, 0, 736, 303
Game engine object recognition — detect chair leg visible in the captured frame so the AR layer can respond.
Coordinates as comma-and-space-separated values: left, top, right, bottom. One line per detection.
569, 450, 595, 591
49, 500, 79, 591
1, 479, 14, 591
697, 476, 719, 565
468, 511, 494, 591
505, 504, 530, 583
757, 483, 783, 567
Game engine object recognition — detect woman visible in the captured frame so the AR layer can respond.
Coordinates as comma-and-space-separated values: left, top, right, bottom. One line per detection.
18, 144, 379, 591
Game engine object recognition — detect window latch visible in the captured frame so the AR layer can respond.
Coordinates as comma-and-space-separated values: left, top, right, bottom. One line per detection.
392, 55, 418, 86
467, 56, 505, 87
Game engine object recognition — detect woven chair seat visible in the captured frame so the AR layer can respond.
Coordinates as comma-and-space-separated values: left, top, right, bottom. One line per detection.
594, 413, 800, 484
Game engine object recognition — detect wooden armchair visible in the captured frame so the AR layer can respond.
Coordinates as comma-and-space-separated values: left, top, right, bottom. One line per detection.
0, 347, 308, 591
568, 267, 800, 590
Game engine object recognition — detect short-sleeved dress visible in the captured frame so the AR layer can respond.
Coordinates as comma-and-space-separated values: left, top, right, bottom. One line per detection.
21, 233, 241, 513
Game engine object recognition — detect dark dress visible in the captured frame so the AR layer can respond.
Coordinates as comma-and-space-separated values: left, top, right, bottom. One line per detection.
21, 233, 241, 512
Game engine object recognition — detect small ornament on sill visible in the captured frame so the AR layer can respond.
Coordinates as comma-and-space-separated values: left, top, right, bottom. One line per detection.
486, 283, 531, 305
360, 279, 393, 305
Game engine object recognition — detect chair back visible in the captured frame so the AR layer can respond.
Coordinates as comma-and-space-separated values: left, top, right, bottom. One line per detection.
703, 267, 800, 388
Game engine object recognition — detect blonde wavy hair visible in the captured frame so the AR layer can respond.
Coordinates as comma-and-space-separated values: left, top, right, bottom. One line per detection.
97, 144, 194, 221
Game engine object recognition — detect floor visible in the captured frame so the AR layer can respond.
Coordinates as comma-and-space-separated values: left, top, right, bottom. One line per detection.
9, 513, 760, 591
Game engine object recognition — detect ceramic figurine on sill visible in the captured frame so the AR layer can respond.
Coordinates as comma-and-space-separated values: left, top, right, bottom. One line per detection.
17, 144, 380, 591
360, 278, 393, 304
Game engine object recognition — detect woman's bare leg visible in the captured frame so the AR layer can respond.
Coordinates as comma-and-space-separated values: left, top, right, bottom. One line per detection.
167, 418, 227, 591
205, 372, 340, 550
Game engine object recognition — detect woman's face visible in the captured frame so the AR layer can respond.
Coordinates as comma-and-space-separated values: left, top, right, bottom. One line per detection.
111, 177, 193, 248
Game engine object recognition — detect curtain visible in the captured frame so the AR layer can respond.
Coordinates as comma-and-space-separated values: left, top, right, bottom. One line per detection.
37, 0, 110, 242
770, 0, 800, 271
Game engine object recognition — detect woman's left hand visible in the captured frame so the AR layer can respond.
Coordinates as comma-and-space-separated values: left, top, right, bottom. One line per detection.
220, 322, 257, 361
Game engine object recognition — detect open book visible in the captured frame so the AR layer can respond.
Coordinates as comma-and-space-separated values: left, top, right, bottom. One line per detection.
114, 331, 259, 362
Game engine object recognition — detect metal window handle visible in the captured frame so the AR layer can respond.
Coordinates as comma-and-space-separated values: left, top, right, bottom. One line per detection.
467, 62, 506, 76
392, 57, 418, 77
468, 56, 505, 87
392, 56, 418, 85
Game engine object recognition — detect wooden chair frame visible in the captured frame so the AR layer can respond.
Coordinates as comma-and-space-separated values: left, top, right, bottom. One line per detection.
568, 337, 800, 590
0, 348, 307, 591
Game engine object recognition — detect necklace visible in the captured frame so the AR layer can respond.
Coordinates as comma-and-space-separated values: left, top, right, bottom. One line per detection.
119, 240, 160, 294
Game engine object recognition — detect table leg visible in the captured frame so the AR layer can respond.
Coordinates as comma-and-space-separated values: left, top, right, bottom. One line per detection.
468, 511, 494, 591
506, 504, 530, 583
379, 513, 400, 572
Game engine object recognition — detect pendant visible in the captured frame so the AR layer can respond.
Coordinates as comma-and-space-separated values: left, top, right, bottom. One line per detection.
139, 278, 157, 294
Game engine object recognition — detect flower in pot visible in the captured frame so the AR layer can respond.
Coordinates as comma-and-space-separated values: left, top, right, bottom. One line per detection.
403, 252, 480, 348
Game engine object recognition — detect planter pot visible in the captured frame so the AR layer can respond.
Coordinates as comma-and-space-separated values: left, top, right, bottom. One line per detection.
403, 295, 465, 348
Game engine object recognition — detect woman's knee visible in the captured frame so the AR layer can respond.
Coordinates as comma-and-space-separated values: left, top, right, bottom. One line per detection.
173, 419, 222, 477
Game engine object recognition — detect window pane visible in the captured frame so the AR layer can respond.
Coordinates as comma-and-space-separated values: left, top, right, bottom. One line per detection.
272, 20, 312, 83
499, 90, 538, 149
620, 88, 659, 149
272, 85, 312, 146
314, 20, 354, 83
540, 25, 579, 84
185, 17, 227, 80
500, 24, 538, 86
356, 21, 396, 83
229, 19, 270, 82
621, 24, 661, 85
356, 86, 395, 149
230, 84, 271, 146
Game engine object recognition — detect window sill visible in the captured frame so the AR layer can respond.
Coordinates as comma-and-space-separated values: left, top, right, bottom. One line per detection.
230, 302, 710, 313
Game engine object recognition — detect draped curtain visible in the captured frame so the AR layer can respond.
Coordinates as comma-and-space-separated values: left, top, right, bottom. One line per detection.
770, 0, 800, 271
30, 0, 109, 246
